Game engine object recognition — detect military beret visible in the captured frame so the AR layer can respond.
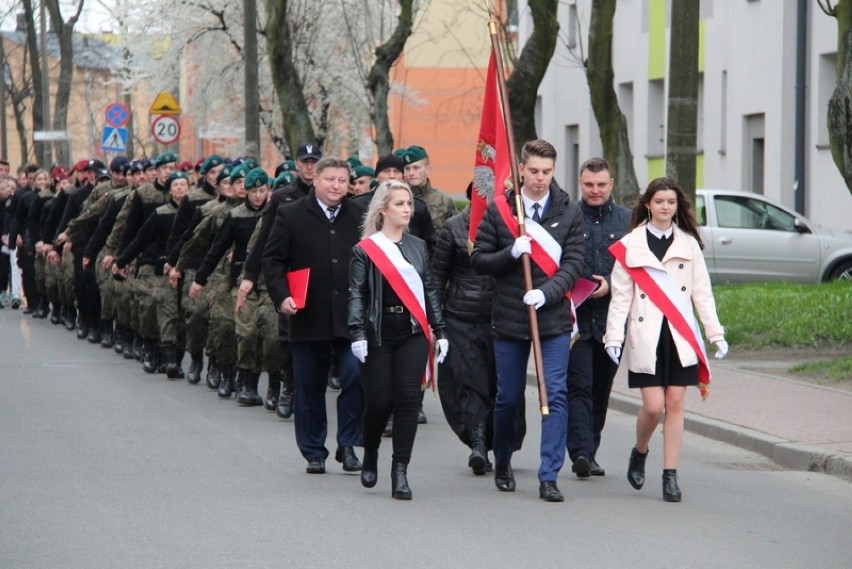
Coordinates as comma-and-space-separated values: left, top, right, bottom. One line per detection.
244, 168, 269, 190
153, 152, 178, 168
200, 154, 225, 175
274, 160, 297, 177
350, 165, 375, 181
109, 156, 129, 172
138, 159, 153, 171
402, 145, 428, 165
165, 170, 189, 190
272, 171, 296, 190
216, 164, 233, 185
392, 148, 408, 160
194, 158, 205, 172
129, 160, 146, 174
177, 160, 193, 172
95, 168, 111, 181
229, 163, 249, 184
50, 164, 70, 181
235, 156, 260, 171
346, 157, 363, 169
85, 159, 107, 171
71, 159, 89, 173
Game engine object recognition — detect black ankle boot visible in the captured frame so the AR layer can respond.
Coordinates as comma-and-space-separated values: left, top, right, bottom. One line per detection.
391, 461, 411, 500
142, 339, 158, 373
100, 320, 114, 348
206, 356, 221, 390
236, 369, 263, 406
468, 421, 487, 475
494, 463, 515, 492
186, 352, 204, 384
361, 449, 378, 488
265, 372, 282, 410
218, 365, 236, 398
132, 333, 144, 361
662, 469, 682, 502
627, 446, 649, 490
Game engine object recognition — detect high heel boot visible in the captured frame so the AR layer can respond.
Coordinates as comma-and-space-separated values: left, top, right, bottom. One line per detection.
627, 446, 649, 490
361, 448, 378, 488
391, 461, 412, 500
662, 469, 682, 502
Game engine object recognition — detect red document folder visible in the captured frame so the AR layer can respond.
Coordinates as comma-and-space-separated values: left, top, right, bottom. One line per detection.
287, 268, 310, 309
571, 277, 599, 308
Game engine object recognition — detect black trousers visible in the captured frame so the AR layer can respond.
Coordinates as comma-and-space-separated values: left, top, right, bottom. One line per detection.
18, 248, 40, 308
361, 312, 428, 464
73, 251, 100, 325
567, 337, 618, 462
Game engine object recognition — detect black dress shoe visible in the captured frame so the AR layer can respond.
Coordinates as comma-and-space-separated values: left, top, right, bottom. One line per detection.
306, 459, 326, 474
327, 374, 341, 390
494, 464, 515, 492
590, 459, 605, 476
335, 446, 361, 472
361, 448, 378, 488
417, 406, 427, 424
539, 481, 565, 503
662, 469, 682, 502
276, 390, 294, 419
572, 455, 591, 478
628, 446, 649, 490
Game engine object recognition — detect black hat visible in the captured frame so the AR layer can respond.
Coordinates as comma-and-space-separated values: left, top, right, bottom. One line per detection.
96, 168, 111, 181
374, 154, 404, 177
85, 159, 107, 171
109, 156, 129, 172
295, 143, 322, 161
138, 159, 153, 171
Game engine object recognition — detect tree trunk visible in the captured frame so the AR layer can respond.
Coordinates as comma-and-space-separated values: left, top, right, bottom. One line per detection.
266, 0, 317, 155
827, 0, 852, 195
665, 0, 700, 202
367, 0, 414, 155
506, 0, 559, 150
45, 0, 84, 167
586, 0, 640, 204
21, 0, 45, 166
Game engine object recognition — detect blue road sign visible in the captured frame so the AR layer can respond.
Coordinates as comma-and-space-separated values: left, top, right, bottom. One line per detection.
105, 103, 130, 128
101, 127, 128, 152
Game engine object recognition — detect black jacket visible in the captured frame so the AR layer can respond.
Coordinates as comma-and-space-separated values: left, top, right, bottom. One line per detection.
349, 233, 446, 346
431, 208, 494, 323
349, 192, 437, 253
83, 189, 132, 260
116, 200, 179, 274
575, 197, 631, 342
470, 187, 585, 340
165, 182, 217, 265
262, 190, 363, 342
195, 201, 263, 286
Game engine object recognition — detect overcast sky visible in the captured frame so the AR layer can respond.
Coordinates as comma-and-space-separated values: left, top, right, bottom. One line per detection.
1, 1, 116, 34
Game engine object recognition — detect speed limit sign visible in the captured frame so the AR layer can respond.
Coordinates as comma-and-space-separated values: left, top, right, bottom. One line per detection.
151, 114, 181, 145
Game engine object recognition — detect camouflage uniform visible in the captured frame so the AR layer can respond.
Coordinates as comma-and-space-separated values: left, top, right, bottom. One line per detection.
411, 181, 458, 234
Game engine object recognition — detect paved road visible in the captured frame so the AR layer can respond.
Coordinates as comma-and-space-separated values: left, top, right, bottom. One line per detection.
2, 310, 852, 568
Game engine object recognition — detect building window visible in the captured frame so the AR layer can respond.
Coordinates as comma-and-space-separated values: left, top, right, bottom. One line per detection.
567, 2, 579, 50
697, 73, 704, 152
818, 52, 837, 148
647, 78, 665, 157
719, 70, 727, 154
534, 95, 542, 138
619, 81, 635, 150
564, 125, 579, 199
743, 113, 765, 195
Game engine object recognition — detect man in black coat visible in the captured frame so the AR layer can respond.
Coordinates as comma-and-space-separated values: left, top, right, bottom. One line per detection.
262, 156, 364, 474
566, 157, 631, 479
470, 140, 584, 503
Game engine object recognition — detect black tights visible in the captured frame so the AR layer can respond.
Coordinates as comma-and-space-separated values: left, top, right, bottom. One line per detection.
361, 312, 428, 464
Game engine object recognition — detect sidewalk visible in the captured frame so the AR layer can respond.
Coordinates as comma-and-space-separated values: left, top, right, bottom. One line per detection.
529, 356, 852, 482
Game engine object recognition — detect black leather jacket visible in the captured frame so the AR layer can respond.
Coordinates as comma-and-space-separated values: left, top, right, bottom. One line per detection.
349, 233, 446, 346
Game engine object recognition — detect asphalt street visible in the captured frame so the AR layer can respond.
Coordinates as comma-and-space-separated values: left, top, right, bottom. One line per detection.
2, 310, 852, 569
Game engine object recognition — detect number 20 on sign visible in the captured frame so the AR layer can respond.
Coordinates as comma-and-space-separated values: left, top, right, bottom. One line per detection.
151, 114, 180, 145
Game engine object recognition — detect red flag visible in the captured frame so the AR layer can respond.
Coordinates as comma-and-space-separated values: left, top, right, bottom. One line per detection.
469, 51, 512, 243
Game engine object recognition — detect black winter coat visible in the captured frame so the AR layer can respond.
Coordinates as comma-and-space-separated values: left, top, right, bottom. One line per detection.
431, 208, 494, 323
262, 190, 363, 342
470, 187, 585, 340
575, 197, 631, 342
349, 233, 446, 346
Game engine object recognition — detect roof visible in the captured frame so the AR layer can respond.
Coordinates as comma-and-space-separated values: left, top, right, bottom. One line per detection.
1, 30, 126, 71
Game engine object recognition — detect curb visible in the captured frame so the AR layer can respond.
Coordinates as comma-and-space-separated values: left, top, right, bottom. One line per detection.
608, 391, 852, 484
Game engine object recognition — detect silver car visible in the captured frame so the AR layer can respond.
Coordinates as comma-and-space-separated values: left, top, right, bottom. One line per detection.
696, 189, 852, 283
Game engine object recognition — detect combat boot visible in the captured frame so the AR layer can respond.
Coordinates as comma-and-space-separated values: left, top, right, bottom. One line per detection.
63, 306, 77, 331
163, 345, 185, 379
265, 371, 282, 410
142, 339, 158, 373
276, 374, 294, 419
157, 345, 167, 374
50, 303, 62, 325
186, 352, 204, 384
86, 316, 102, 343
206, 356, 221, 390
100, 320, 114, 348
468, 421, 488, 476
218, 364, 235, 398
236, 369, 263, 406
132, 333, 144, 361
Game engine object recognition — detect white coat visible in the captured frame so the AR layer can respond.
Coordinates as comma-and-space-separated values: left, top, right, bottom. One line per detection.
603, 224, 725, 375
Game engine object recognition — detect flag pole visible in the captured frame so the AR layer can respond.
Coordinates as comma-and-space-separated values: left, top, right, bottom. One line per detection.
486, 9, 549, 417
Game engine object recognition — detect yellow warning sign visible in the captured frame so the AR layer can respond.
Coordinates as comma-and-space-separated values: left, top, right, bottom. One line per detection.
148, 92, 181, 115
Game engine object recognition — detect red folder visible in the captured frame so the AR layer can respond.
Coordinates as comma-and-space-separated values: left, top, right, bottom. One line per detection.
287, 268, 310, 309
571, 277, 599, 308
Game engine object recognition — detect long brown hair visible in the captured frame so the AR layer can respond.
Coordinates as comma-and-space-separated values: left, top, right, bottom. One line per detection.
630, 177, 704, 249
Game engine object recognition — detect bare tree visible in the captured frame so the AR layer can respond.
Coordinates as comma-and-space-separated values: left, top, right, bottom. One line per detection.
585, 0, 639, 204
0, 35, 34, 162
20, 0, 46, 165
819, 0, 852, 196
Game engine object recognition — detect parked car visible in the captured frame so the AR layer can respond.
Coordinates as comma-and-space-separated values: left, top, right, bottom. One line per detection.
696, 189, 852, 283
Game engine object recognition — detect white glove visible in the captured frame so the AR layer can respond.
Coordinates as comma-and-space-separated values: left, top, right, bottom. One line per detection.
606, 346, 621, 364
714, 340, 729, 359
351, 340, 368, 363
436, 339, 449, 364
510, 236, 532, 259
523, 289, 545, 310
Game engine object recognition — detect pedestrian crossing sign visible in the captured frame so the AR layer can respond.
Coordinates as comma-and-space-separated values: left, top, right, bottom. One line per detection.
101, 126, 128, 152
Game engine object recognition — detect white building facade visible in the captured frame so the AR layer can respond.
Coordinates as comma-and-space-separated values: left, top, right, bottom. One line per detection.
521, 0, 852, 231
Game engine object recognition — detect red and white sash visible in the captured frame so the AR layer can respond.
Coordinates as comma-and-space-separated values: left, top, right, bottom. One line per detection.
494, 193, 578, 336
357, 232, 436, 390
609, 239, 711, 399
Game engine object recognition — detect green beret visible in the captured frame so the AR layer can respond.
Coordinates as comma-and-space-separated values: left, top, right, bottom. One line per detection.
272, 171, 296, 190
346, 157, 363, 169
392, 148, 408, 160
166, 170, 189, 190
275, 160, 296, 176
403, 145, 428, 165
350, 165, 375, 180
229, 163, 249, 184
216, 165, 233, 185
238, 156, 259, 171
244, 167, 269, 190
153, 152, 178, 168
200, 154, 224, 175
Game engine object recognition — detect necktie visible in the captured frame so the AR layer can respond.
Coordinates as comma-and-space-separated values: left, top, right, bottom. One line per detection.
327, 206, 337, 222
532, 203, 541, 223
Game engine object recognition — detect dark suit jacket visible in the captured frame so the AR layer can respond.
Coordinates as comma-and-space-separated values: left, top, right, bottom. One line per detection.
262, 189, 364, 342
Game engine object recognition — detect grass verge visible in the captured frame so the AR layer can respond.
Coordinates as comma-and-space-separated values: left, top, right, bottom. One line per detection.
790, 356, 852, 382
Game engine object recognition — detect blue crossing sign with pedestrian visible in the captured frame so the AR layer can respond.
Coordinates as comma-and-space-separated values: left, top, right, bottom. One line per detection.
101, 126, 128, 152
105, 103, 130, 128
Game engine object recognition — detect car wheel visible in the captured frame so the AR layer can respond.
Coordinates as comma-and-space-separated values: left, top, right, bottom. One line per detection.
828, 259, 852, 281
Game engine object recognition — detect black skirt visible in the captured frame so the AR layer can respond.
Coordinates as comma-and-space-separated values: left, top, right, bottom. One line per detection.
628, 317, 698, 389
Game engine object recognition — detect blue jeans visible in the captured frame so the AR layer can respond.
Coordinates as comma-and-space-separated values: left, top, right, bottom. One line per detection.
291, 340, 363, 461
493, 333, 570, 482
